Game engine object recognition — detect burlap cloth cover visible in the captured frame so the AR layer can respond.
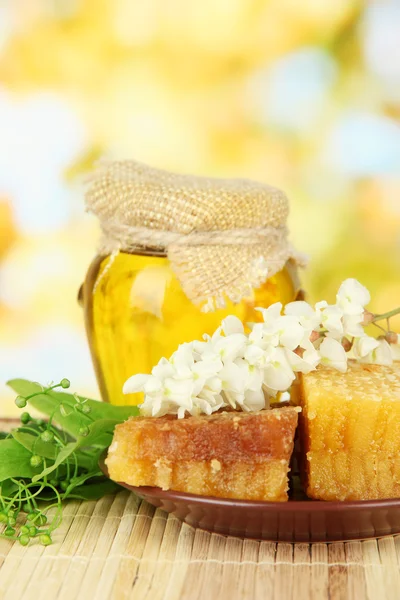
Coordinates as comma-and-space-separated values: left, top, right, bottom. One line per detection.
85, 160, 303, 309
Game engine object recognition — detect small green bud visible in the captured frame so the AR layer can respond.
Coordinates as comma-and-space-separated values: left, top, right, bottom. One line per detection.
20, 412, 31, 424
7, 510, 15, 518
36, 514, 47, 526
8, 516, 16, 527
40, 430, 54, 443
20, 525, 30, 535
49, 479, 59, 488
22, 503, 31, 513
40, 534, 52, 546
5, 527, 15, 537
29, 526, 37, 537
0, 513, 8, 523
19, 534, 30, 546
78, 426, 89, 437
60, 480, 69, 492
60, 378, 70, 389
15, 395, 27, 408
27, 511, 38, 521
81, 404, 91, 414
35, 419, 45, 427
30, 455, 43, 468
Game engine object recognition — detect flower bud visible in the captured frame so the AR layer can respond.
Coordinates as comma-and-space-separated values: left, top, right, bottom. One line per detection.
30, 455, 43, 468
362, 310, 375, 325
15, 395, 27, 409
309, 330, 320, 343
385, 331, 398, 345
341, 337, 353, 352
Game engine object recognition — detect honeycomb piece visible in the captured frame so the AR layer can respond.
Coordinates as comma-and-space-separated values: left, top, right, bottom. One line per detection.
106, 407, 299, 501
299, 361, 400, 501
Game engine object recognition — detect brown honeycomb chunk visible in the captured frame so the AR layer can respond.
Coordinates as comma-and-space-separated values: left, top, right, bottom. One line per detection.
106, 407, 299, 501
298, 361, 400, 501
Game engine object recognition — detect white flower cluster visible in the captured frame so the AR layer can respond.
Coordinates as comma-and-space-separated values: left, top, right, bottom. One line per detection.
123, 278, 398, 418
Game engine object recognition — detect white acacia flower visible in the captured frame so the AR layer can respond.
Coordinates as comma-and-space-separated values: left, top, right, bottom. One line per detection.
256, 302, 282, 325
317, 302, 344, 338
353, 335, 380, 359
319, 337, 348, 372
360, 339, 393, 366
336, 278, 370, 315
221, 315, 245, 335
123, 277, 397, 419
285, 341, 320, 374
263, 347, 296, 391
284, 301, 320, 331
275, 315, 306, 351
390, 344, 400, 360
342, 313, 365, 338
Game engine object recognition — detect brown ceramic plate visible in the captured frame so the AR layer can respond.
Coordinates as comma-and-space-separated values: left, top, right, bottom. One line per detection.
99, 455, 400, 542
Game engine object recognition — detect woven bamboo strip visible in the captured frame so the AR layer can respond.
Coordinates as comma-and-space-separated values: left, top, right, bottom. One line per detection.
311, 543, 329, 600
377, 537, 400, 599
237, 539, 259, 599
328, 543, 348, 600
179, 529, 212, 600
162, 523, 195, 600
196, 533, 226, 600
218, 535, 243, 600
255, 542, 275, 599
109, 499, 155, 599
127, 506, 169, 599
361, 540, 385, 599
142, 515, 183, 600
274, 543, 293, 600
92, 492, 141, 600
292, 544, 311, 600
344, 542, 366, 600
393, 535, 400, 564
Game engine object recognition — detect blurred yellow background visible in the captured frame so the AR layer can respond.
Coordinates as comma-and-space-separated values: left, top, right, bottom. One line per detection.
0, 0, 399, 413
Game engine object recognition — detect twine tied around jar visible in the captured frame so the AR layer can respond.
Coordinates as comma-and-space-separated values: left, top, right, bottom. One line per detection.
85, 160, 305, 311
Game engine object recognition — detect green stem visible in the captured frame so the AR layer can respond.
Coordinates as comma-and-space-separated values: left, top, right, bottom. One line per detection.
373, 307, 400, 322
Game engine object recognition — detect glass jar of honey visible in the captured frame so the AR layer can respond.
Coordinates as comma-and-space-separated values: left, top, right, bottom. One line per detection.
82, 160, 303, 405
81, 251, 298, 405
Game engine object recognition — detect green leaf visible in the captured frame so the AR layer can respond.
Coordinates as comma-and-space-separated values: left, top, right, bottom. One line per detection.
31, 419, 127, 483
0, 439, 38, 482
11, 431, 57, 460
7, 380, 139, 439
67, 479, 121, 500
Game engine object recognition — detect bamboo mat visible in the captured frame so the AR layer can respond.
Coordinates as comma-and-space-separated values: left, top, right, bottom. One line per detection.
2, 491, 400, 600
2, 426, 400, 599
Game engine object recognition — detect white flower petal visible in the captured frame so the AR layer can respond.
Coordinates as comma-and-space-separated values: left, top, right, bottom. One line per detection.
337, 278, 371, 314
243, 389, 266, 411
319, 337, 348, 372
221, 315, 244, 335
123, 373, 151, 394
360, 339, 393, 366
342, 314, 365, 338
276, 315, 306, 350
320, 305, 344, 337
214, 333, 247, 362
354, 336, 380, 358
219, 362, 246, 393
263, 348, 296, 391
256, 302, 282, 324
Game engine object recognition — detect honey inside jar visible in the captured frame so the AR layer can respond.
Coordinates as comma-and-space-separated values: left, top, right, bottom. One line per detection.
82, 250, 298, 405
